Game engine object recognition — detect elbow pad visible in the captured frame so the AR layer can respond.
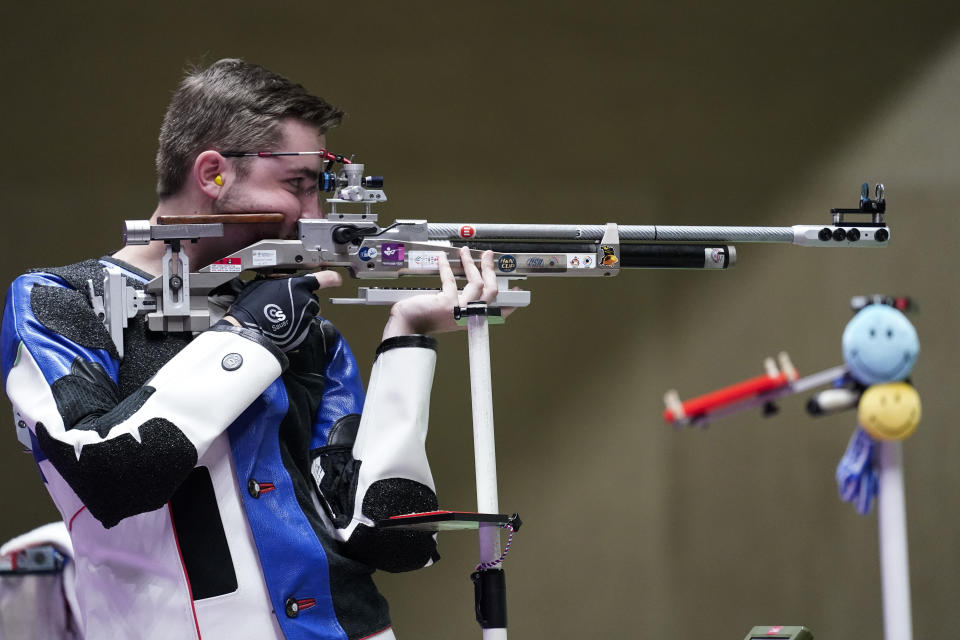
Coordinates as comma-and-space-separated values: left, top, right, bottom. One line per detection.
313, 335, 440, 572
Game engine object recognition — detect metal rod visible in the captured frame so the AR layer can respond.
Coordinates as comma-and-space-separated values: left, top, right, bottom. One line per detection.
466, 306, 506, 639
877, 440, 913, 640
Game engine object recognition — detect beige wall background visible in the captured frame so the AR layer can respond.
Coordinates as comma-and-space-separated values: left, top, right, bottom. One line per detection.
2, 3, 959, 637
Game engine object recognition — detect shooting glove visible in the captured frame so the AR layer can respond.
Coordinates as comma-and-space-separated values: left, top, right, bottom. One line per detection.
218, 275, 321, 352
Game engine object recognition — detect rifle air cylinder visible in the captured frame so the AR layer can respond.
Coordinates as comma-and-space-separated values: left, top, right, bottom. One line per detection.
461, 242, 735, 269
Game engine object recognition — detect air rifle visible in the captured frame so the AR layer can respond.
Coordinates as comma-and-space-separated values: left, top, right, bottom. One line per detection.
95, 159, 890, 355
93, 161, 892, 639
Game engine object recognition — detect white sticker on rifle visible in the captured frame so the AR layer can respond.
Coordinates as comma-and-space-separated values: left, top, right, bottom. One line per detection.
210, 257, 242, 272
567, 254, 595, 269
409, 251, 444, 270
252, 250, 277, 267
704, 247, 726, 269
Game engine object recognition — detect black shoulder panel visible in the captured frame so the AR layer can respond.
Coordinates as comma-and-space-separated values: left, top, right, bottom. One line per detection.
28, 259, 117, 357
36, 418, 198, 529
344, 478, 440, 573
29, 259, 106, 294
30, 285, 119, 359
30, 258, 195, 397
118, 319, 191, 398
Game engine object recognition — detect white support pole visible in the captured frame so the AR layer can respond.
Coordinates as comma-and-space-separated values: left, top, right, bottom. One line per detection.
466, 309, 507, 640
877, 440, 913, 640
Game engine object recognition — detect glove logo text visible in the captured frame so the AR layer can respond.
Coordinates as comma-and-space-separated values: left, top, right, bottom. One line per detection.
264, 304, 287, 325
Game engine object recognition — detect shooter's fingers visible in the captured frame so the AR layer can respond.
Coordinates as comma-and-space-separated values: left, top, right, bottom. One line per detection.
437, 252, 458, 301
459, 246, 484, 304
304, 270, 343, 290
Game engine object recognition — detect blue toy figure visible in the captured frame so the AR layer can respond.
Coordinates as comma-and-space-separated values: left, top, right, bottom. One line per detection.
834, 300, 920, 515
842, 302, 919, 385
817, 296, 920, 640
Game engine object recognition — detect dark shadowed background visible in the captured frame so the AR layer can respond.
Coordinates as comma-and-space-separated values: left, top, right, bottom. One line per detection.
2, 2, 959, 637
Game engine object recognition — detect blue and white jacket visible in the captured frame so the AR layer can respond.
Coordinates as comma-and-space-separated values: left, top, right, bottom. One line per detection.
1, 258, 440, 640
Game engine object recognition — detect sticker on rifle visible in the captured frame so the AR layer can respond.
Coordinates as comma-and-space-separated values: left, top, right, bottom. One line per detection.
409, 251, 443, 270
210, 257, 242, 272
381, 242, 405, 265
252, 249, 277, 267
358, 246, 378, 262
599, 245, 619, 267
497, 254, 517, 273
705, 247, 725, 268
523, 255, 565, 272
458, 225, 476, 239
567, 254, 595, 269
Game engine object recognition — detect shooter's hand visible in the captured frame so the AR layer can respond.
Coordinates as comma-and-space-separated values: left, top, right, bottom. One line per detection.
382, 247, 500, 339
218, 271, 342, 351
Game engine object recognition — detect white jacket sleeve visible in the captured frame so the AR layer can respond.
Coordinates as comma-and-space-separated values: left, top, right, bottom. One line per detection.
314, 335, 441, 572
8, 324, 285, 528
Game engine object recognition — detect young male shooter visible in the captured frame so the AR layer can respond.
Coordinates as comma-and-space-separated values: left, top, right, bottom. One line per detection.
1, 58, 500, 640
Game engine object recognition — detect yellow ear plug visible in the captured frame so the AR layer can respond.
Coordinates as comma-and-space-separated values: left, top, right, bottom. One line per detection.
214, 175, 224, 186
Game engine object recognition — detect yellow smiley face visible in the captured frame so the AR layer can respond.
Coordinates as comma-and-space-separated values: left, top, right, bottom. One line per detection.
858, 382, 921, 441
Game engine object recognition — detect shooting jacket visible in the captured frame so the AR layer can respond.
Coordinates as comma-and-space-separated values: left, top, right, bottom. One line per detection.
1, 257, 440, 640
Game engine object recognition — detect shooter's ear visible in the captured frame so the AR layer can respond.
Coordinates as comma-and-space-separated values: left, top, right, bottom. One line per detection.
194, 151, 229, 199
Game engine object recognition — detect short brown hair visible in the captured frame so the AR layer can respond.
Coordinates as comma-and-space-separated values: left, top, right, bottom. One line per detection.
156, 59, 343, 198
